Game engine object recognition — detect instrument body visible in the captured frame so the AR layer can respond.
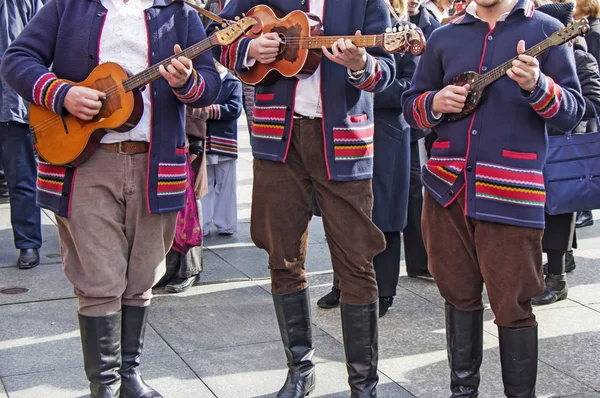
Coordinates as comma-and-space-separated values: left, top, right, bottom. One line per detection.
30, 63, 142, 167
444, 18, 590, 122
239, 5, 426, 85
29, 16, 260, 166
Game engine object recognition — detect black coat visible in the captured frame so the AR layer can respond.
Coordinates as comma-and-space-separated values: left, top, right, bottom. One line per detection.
586, 17, 600, 66
372, 47, 417, 232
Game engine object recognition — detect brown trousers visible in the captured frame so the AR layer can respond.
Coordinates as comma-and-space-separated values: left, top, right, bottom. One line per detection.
422, 191, 544, 328
251, 119, 385, 304
56, 149, 177, 317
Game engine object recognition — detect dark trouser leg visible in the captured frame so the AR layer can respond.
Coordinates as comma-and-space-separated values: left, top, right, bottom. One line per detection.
250, 122, 315, 396
403, 141, 428, 274
120, 306, 162, 398
498, 325, 538, 398
374, 232, 401, 297
0, 122, 41, 249
78, 312, 122, 398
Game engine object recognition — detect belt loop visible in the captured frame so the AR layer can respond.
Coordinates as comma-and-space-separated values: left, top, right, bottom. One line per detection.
117, 142, 126, 155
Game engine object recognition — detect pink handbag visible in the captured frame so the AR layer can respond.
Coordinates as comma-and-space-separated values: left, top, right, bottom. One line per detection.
172, 154, 203, 254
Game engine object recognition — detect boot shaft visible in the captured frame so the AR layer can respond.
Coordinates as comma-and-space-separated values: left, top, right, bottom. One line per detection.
499, 325, 538, 398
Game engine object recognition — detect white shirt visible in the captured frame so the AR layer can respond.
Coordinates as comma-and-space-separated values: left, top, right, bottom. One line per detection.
294, 0, 325, 117
99, 0, 153, 143
464, 0, 510, 22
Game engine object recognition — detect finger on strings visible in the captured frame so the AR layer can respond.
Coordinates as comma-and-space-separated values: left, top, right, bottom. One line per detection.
82, 98, 102, 110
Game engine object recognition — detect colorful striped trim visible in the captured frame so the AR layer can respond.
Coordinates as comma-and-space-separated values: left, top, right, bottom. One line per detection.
524, 0, 535, 17
412, 91, 438, 130
251, 106, 286, 140
475, 162, 545, 207
208, 136, 238, 155
530, 75, 562, 119
333, 124, 374, 161
37, 161, 67, 197
173, 69, 205, 103
424, 157, 465, 186
207, 104, 221, 120
220, 40, 241, 71
354, 55, 382, 92
157, 162, 187, 196
32, 72, 71, 114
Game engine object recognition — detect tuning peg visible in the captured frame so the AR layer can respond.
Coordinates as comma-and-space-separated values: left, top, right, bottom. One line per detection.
392, 27, 397, 32
234, 16, 240, 21
215, 26, 220, 31
385, 27, 392, 33
222, 22, 227, 28
242, 12, 246, 16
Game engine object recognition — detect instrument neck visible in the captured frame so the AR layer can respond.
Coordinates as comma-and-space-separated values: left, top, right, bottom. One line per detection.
477, 36, 553, 88
122, 35, 218, 92
302, 35, 382, 49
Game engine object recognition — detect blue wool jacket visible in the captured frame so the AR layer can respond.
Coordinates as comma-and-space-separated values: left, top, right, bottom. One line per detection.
401, 0, 584, 229
208, 0, 395, 181
206, 71, 243, 159
1, 0, 221, 218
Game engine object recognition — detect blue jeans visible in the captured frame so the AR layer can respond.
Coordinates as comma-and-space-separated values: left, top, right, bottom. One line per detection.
0, 122, 42, 249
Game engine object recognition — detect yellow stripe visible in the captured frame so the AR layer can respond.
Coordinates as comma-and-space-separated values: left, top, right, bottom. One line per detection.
476, 182, 544, 194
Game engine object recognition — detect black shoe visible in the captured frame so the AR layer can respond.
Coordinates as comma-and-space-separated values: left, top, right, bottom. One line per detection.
543, 251, 576, 274
120, 306, 163, 398
341, 301, 379, 397
273, 288, 316, 398
78, 312, 122, 398
407, 269, 433, 279
165, 274, 200, 293
317, 287, 340, 309
379, 297, 393, 318
576, 211, 594, 228
446, 304, 483, 398
499, 325, 538, 398
531, 273, 567, 306
18, 248, 40, 269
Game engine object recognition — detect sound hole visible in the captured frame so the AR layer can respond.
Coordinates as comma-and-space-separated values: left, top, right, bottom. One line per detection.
271, 24, 302, 63
76, 75, 123, 127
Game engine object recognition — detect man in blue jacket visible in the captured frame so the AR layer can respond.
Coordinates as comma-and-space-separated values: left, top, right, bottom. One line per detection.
1, 0, 220, 396
0, 0, 44, 269
402, 0, 584, 396
208, 0, 394, 395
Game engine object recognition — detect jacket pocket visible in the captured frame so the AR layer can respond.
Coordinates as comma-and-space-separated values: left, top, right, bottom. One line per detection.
475, 161, 545, 207
424, 157, 465, 186
37, 161, 68, 197
333, 123, 374, 161
255, 93, 275, 101
502, 149, 538, 160
158, 149, 187, 197
251, 105, 287, 141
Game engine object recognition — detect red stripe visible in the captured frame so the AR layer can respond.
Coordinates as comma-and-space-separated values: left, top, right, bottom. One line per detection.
211, 137, 237, 144
256, 93, 274, 101
34, 74, 54, 105
37, 179, 63, 192
333, 127, 374, 140
158, 165, 186, 175
253, 107, 286, 119
476, 164, 544, 185
157, 182, 187, 193
38, 163, 67, 176
252, 124, 285, 136
433, 140, 450, 149
476, 184, 546, 202
428, 158, 464, 168
502, 149, 537, 160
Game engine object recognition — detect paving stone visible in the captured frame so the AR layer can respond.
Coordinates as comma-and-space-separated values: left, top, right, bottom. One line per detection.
562, 254, 600, 305
181, 334, 413, 398
0, 380, 7, 398
0, 262, 74, 305
199, 248, 250, 284
150, 281, 326, 354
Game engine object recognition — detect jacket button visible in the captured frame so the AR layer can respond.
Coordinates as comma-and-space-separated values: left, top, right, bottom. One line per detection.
488, 35, 493, 41
466, 165, 473, 172
481, 66, 487, 72
89, 54, 96, 60
62, 192, 68, 197
449, 190, 455, 196
471, 129, 478, 136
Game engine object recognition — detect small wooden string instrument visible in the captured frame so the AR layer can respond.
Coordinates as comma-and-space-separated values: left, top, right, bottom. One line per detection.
237, 5, 426, 85
445, 18, 590, 122
29, 16, 261, 166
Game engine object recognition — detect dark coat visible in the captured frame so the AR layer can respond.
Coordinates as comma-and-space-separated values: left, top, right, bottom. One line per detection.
206, 72, 243, 158
372, 45, 417, 232
586, 17, 600, 66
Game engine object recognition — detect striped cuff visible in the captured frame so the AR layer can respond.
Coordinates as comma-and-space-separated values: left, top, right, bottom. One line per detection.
207, 104, 221, 120
350, 54, 382, 92
220, 37, 253, 72
32, 72, 72, 115
528, 73, 562, 119
412, 90, 441, 129
173, 69, 205, 103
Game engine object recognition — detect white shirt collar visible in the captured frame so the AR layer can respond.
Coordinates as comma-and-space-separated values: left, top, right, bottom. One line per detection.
465, 1, 511, 22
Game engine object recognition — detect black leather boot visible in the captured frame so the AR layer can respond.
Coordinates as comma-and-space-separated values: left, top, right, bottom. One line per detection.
445, 304, 483, 398
273, 288, 316, 397
317, 287, 340, 309
78, 312, 122, 398
341, 301, 378, 397
499, 325, 538, 398
120, 306, 162, 398
531, 273, 568, 306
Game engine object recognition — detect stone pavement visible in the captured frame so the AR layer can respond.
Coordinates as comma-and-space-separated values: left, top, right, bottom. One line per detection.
1, 116, 600, 398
